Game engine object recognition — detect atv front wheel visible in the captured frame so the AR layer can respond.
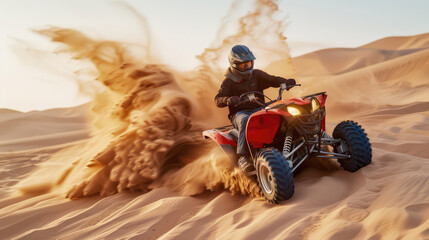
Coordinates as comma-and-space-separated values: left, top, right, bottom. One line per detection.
333, 120, 372, 172
256, 148, 294, 203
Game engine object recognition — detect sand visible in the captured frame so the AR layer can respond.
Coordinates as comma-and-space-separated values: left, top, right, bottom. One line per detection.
0, 21, 429, 240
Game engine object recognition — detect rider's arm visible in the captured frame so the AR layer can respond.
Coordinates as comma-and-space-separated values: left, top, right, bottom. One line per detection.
214, 80, 231, 108
255, 69, 293, 89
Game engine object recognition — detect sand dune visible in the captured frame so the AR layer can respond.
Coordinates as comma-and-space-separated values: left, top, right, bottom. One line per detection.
0, 104, 90, 151
290, 33, 429, 77
360, 32, 429, 50
265, 34, 429, 122
1, 18, 428, 240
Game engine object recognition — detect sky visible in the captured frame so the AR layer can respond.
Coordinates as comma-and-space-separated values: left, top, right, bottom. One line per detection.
0, 0, 428, 112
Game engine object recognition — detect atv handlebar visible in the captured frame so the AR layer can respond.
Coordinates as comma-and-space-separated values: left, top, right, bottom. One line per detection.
277, 83, 301, 101
288, 83, 301, 90
234, 83, 301, 107
234, 91, 270, 107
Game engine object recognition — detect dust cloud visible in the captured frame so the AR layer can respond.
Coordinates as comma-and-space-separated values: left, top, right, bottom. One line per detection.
18, 0, 294, 199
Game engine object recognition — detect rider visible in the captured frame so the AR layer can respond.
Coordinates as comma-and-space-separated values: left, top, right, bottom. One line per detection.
215, 45, 296, 173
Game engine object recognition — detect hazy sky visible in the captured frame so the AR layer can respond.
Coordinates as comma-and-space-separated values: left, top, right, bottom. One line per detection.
0, 0, 428, 111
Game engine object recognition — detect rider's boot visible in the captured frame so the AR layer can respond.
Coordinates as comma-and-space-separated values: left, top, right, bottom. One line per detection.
238, 155, 254, 173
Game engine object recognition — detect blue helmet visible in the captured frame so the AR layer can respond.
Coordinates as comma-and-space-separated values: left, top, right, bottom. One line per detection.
228, 45, 256, 78
229, 45, 256, 68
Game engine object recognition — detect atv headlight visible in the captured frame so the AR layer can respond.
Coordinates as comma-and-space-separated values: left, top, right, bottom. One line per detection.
287, 106, 301, 116
311, 98, 321, 112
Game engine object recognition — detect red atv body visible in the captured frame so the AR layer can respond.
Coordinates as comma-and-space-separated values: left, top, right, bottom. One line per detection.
203, 84, 372, 203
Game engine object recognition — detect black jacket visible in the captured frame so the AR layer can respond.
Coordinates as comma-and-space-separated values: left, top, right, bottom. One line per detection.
215, 69, 288, 121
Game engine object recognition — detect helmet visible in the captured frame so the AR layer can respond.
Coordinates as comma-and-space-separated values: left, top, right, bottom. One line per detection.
228, 45, 256, 79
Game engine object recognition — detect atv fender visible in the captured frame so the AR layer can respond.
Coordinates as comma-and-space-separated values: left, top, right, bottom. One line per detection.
203, 129, 238, 167
247, 110, 282, 148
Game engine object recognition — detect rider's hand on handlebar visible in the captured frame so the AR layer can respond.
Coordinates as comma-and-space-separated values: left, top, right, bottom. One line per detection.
286, 78, 296, 89
227, 96, 240, 106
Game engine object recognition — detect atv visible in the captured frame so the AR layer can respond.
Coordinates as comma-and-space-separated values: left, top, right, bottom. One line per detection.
203, 83, 372, 204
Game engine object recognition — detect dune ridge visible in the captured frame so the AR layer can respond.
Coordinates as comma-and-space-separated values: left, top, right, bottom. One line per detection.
0, 104, 89, 142
360, 32, 429, 50
291, 33, 429, 77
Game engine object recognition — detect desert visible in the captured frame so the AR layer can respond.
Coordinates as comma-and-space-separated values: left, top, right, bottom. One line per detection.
1, 2, 429, 240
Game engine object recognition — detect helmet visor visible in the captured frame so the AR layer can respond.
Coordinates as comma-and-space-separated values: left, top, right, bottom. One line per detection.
236, 60, 253, 72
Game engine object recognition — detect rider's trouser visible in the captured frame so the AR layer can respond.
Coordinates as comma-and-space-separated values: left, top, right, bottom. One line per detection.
232, 108, 261, 156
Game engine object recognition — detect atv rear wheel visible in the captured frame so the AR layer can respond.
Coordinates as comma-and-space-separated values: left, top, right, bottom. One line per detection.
256, 148, 294, 203
333, 120, 372, 172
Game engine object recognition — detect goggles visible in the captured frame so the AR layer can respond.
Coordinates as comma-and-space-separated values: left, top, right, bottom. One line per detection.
235, 60, 253, 72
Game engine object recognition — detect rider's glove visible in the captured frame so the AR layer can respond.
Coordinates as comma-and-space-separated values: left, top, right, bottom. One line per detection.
227, 96, 240, 106
286, 78, 296, 87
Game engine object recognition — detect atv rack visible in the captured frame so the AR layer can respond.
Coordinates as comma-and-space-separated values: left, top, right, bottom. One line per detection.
302, 91, 326, 100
